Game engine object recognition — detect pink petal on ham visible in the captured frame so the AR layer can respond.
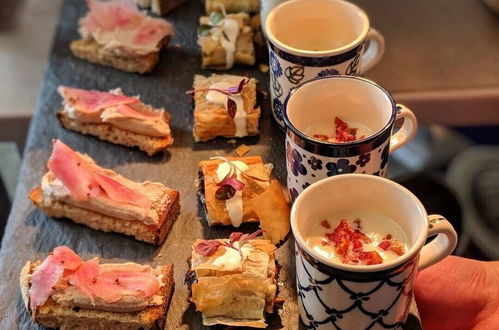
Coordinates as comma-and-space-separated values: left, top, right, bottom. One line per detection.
81, 0, 143, 32
29, 255, 64, 309
133, 18, 174, 46
58, 86, 139, 114
114, 104, 162, 120
47, 140, 101, 201
51, 246, 83, 270
92, 172, 151, 210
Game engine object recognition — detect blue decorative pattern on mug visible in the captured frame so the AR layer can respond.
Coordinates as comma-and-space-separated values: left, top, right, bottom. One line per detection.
355, 153, 371, 167
289, 149, 308, 176
270, 51, 283, 78
307, 156, 323, 170
316, 68, 340, 78
326, 159, 357, 176
273, 98, 283, 122
380, 144, 390, 169
296, 246, 416, 329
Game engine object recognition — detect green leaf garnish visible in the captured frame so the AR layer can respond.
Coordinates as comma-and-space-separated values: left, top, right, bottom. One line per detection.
209, 11, 225, 25
198, 24, 213, 37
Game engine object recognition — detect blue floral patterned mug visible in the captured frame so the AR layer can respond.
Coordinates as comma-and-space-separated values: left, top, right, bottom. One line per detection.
291, 174, 458, 329
265, 0, 385, 127
284, 76, 417, 200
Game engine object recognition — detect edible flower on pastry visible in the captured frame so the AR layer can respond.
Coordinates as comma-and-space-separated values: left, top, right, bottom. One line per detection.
198, 156, 290, 243
188, 231, 279, 328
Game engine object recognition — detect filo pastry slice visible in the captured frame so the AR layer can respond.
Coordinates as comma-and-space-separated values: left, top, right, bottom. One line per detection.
189, 236, 278, 328
198, 156, 290, 243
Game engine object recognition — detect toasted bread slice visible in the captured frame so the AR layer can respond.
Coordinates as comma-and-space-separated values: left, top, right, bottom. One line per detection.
57, 111, 174, 156
20, 261, 174, 330
29, 186, 180, 245
70, 38, 170, 74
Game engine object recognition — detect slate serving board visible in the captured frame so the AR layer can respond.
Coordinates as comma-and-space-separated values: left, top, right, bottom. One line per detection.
0, 1, 421, 329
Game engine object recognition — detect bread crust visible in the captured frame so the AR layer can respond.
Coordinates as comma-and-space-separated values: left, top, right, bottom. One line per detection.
58, 111, 173, 156
70, 38, 169, 74
20, 261, 174, 330
29, 186, 180, 246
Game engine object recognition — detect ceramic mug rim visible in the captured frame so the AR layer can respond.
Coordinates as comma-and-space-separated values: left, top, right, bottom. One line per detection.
283, 75, 397, 149
265, 0, 371, 57
290, 174, 430, 273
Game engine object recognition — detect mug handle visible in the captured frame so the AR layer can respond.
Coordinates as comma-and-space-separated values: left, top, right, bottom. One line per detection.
389, 104, 418, 152
360, 28, 385, 73
418, 215, 458, 270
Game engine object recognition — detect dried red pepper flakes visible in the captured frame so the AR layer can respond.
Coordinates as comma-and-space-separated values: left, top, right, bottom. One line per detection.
378, 240, 392, 251
311, 117, 363, 143
358, 251, 383, 265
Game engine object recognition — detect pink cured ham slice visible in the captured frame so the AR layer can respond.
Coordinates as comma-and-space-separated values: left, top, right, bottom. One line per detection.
113, 104, 162, 119
52, 245, 83, 270
99, 264, 160, 298
92, 172, 151, 210
58, 86, 139, 114
80, 0, 144, 32
47, 140, 101, 202
69, 260, 160, 303
29, 246, 83, 309
133, 18, 174, 46
47, 140, 151, 210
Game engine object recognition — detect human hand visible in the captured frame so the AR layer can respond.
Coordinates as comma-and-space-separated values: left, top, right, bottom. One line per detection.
414, 255, 499, 330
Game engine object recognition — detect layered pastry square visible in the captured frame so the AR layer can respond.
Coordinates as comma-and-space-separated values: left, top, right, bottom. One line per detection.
192, 74, 260, 142
187, 236, 278, 328
204, 0, 260, 14
198, 12, 255, 70
198, 156, 290, 243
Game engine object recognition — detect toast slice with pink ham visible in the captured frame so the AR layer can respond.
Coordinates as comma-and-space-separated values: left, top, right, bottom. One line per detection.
71, 0, 174, 73
29, 140, 180, 245
20, 246, 174, 329
57, 86, 174, 156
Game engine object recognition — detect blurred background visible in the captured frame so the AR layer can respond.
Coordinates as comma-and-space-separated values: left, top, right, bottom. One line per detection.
0, 0, 498, 260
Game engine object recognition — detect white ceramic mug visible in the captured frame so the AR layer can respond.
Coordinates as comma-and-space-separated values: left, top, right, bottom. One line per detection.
265, 0, 385, 127
284, 76, 417, 200
291, 174, 458, 329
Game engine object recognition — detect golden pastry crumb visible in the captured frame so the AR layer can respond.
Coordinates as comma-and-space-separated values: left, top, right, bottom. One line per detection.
235, 144, 251, 156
